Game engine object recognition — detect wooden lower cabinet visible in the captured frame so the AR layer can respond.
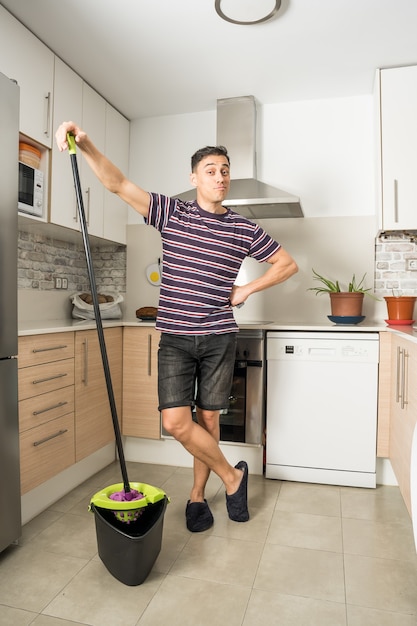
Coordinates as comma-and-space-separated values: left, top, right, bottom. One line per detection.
122, 327, 161, 439
18, 332, 75, 494
74, 328, 121, 461
20, 414, 75, 494
389, 334, 417, 515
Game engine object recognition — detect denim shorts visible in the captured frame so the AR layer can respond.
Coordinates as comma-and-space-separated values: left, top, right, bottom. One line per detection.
157, 333, 237, 411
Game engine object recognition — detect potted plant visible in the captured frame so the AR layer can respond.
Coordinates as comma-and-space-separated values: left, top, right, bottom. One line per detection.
384, 291, 416, 323
308, 269, 376, 318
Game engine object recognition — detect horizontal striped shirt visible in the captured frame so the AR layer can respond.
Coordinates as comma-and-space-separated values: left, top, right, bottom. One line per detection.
147, 194, 281, 335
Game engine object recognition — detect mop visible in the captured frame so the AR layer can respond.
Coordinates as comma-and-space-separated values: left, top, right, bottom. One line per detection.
66, 134, 167, 524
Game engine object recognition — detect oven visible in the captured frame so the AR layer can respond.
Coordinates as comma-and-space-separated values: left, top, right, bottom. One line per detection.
220, 329, 265, 444
160, 329, 266, 445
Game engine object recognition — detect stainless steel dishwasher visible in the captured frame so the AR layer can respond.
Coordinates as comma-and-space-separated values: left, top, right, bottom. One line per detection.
265, 331, 379, 488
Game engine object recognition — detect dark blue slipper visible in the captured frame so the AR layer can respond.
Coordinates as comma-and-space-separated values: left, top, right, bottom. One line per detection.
226, 461, 249, 522
185, 499, 214, 532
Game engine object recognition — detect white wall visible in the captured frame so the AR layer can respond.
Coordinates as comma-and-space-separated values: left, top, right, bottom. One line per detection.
125, 94, 384, 323
127, 94, 375, 221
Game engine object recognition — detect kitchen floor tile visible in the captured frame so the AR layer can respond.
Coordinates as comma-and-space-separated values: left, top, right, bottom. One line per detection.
0, 605, 37, 626
343, 516, 417, 561
137, 574, 251, 626
346, 604, 417, 626
0, 543, 88, 613
344, 553, 417, 614
340, 484, 410, 523
170, 533, 263, 586
267, 509, 343, 552
254, 544, 346, 603
41, 560, 164, 626
275, 480, 342, 517
4, 462, 416, 625
243, 589, 347, 626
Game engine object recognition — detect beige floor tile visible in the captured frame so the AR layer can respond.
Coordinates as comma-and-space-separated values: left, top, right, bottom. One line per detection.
243, 589, 346, 626
32, 616, 89, 626
138, 574, 251, 626
254, 544, 345, 603
0, 544, 87, 612
340, 485, 410, 523
344, 553, 417, 614
267, 509, 343, 552
343, 517, 417, 561
18, 509, 63, 545
275, 481, 342, 517
42, 560, 164, 626
29, 511, 98, 560
346, 604, 417, 626
0, 605, 36, 626
169, 533, 263, 586
208, 501, 275, 543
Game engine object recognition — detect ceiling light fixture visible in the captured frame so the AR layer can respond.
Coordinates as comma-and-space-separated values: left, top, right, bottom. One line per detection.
215, 0, 281, 25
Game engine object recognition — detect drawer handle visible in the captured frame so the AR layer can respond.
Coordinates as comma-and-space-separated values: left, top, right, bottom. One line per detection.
33, 429, 68, 447
32, 345, 68, 353
33, 373, 68, 385
33, 401, 68, 416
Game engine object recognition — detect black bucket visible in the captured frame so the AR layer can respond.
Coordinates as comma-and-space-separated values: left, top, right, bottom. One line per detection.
91, 496, 168, 586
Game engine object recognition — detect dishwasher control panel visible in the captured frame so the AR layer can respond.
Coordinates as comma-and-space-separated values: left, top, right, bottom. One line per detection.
267, 331, 379, 364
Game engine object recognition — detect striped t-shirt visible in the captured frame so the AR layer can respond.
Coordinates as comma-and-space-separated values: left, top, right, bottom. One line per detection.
147, 194, 281, 335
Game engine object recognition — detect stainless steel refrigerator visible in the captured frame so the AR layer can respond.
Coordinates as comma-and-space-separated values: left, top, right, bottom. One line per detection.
0, 70, 21, 552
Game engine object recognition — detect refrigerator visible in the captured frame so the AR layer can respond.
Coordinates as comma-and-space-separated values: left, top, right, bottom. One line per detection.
0, 70, 21, 551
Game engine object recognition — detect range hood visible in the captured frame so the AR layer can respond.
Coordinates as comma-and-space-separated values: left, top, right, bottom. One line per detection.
176, 95, 303, 219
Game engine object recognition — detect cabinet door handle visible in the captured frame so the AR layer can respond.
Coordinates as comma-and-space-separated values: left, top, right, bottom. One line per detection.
396, 346, 402, 404
33, 401, 68, 416
33, 429, 68, 447
33, 373, 68, 385
148, 334, 152, 376
82, 339, 88, 385
393, 179, 399, 223
32, 345, 68, 353
402, 349, 409, 410
44, 91, 51, 138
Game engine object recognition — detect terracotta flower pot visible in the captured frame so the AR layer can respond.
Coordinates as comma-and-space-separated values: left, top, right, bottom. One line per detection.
384, 296, 416, 321
329, 292, 364, 317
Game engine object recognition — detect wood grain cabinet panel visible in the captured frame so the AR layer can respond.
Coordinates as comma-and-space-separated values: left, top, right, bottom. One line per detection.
18, 332, 76, 494
122, 327, 161, 439
389, 335, 417, 515
74, 328, 121, 462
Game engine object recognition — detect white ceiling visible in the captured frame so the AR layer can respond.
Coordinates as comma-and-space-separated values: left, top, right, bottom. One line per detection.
2, 0, 417, 120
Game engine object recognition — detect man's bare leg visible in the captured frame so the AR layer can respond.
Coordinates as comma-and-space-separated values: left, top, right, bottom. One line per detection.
189, 407, 220, 503
162, 406, 243, 496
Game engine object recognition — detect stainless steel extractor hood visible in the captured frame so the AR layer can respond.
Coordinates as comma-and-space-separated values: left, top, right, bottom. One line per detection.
176, 95, 303, 219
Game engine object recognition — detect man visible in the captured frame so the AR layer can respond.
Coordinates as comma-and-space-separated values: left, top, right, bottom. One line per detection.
55, 122, 298, 531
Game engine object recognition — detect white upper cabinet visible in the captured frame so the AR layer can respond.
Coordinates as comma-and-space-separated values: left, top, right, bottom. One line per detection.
378, 65, 417, 231
0, 6, 54, 147
103, 105, 129, 244
51, 59, 128, 242
79, 83, 106, 238
50, 58, 83, 231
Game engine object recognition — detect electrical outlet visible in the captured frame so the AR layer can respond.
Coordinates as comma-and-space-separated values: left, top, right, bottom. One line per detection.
55, 277, 62, 289
407, 259, 417, 271
62, 278, 68, 289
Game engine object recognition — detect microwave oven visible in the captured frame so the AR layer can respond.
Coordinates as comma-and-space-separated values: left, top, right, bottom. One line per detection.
18, 161, 44, 217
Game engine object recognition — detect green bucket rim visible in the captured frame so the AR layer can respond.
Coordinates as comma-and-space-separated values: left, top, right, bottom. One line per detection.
89, 482, 168, 511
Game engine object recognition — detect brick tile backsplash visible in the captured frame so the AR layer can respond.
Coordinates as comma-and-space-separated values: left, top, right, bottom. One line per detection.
375, 232, 417, 295
18, 230, 126, 293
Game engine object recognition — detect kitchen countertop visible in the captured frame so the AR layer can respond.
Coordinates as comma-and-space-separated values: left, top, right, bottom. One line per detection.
18, 317, 417, 340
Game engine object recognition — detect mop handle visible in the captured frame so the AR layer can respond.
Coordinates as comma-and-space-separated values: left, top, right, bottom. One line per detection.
67, 133, 131, 494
